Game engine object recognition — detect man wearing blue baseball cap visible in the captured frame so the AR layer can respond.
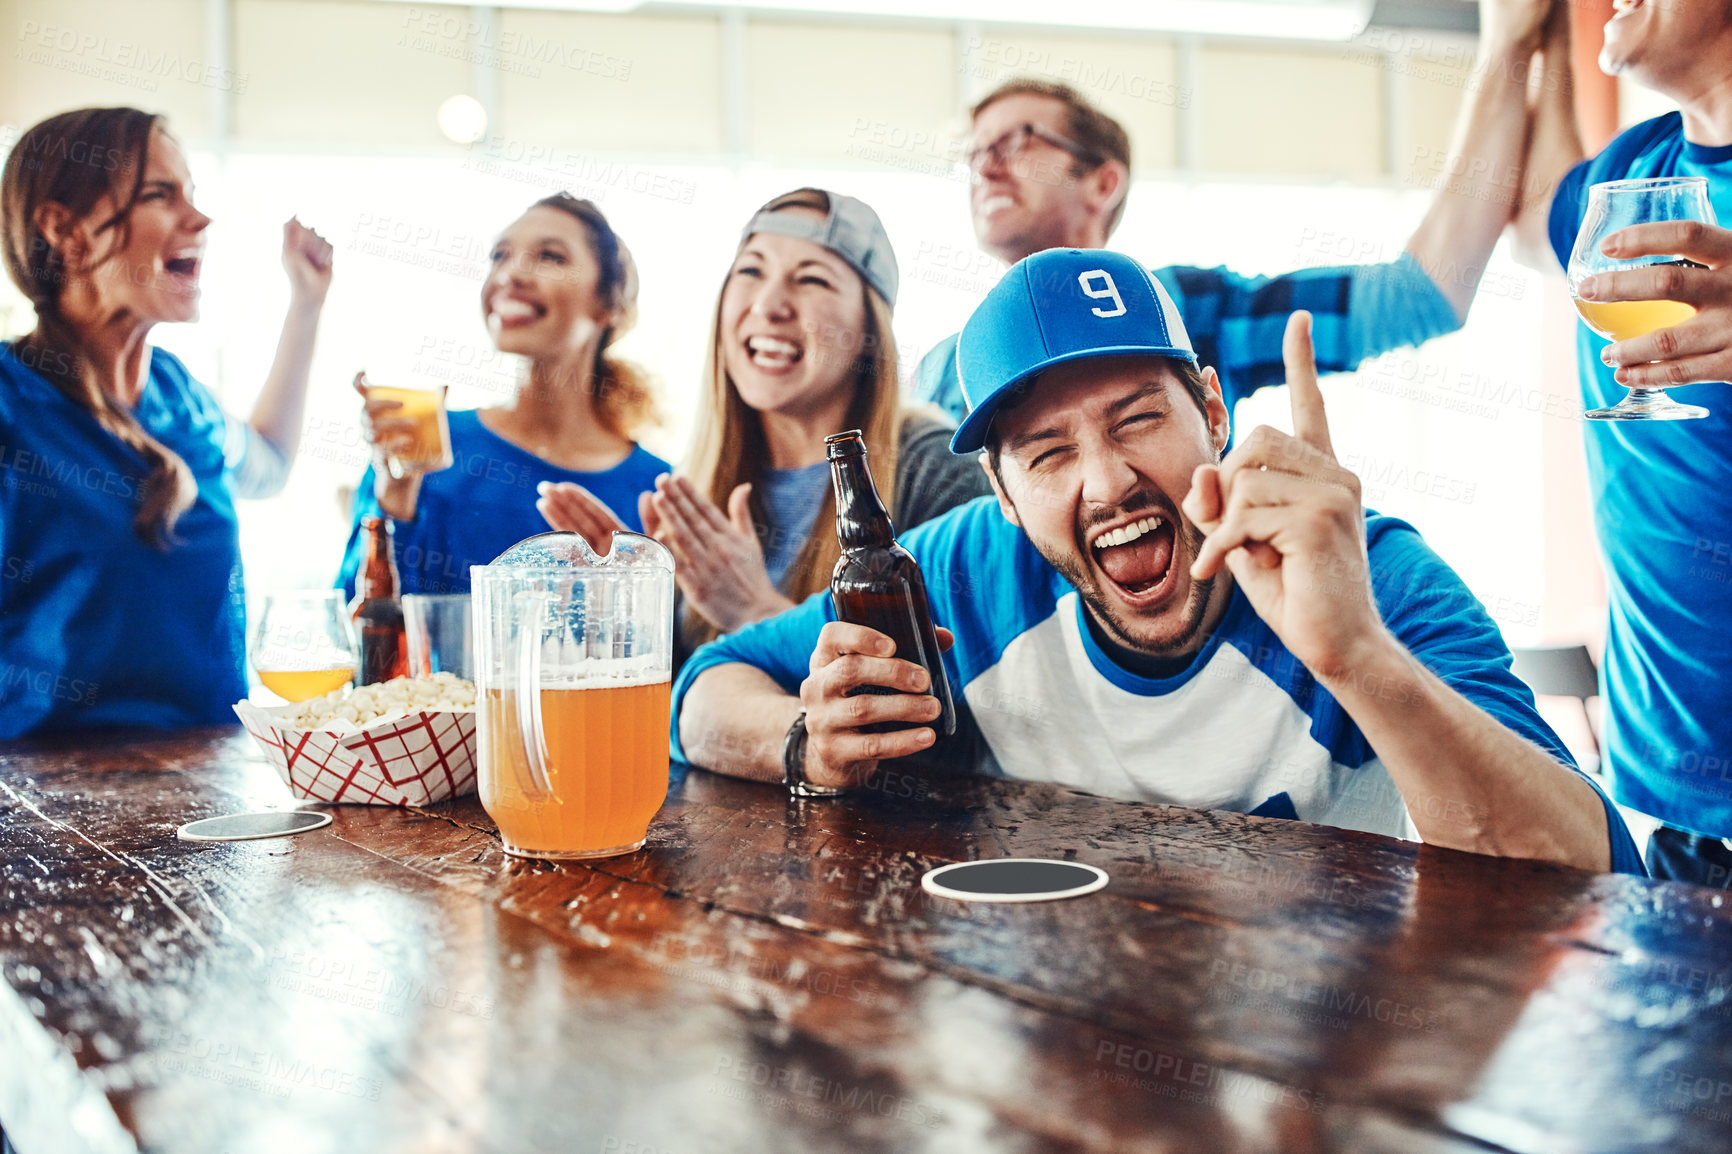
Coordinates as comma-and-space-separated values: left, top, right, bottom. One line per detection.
672, 249, 1642, 875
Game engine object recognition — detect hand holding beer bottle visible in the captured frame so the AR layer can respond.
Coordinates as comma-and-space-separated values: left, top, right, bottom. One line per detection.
799, 620, 956, 789
794, 430, 956, 791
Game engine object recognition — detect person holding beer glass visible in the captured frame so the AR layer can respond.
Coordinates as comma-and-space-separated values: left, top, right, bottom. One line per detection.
0, 107, 334, 738
1506, 0, 1732, 884
538, 188, 990, 657
337, 193, 669, 597
673, 250, 1643, 876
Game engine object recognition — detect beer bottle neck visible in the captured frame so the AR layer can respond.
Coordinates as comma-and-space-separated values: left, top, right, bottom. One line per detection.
358, 519, 400, 601
829, 450, 895, 551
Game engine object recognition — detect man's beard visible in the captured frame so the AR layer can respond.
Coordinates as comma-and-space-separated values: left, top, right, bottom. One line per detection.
1020, 488, 1218, 660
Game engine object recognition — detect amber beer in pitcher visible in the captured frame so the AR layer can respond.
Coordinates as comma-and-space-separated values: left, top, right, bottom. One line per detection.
479, 677, 671, 856
825, 430, 955, 736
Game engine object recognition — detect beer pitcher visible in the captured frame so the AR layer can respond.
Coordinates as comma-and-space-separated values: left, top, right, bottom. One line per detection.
471, 531, 675, 860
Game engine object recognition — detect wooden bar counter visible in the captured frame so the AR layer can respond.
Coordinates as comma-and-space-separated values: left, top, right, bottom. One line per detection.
2, 725, 1730, 1153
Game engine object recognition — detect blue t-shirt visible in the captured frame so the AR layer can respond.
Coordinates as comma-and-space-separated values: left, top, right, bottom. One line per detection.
337, 408, 671, 596
756, 461, 830, 589
675, 498, 1643, 875
0, 342, 268, 737
913, 252, 1461, 422
1546, 113, 1732, 838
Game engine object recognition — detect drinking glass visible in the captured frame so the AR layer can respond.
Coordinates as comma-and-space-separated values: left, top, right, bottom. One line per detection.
251, 591, 359, 702
404, 594, 474, 680
364, 377, 453, 479
1568, 176, 1718, 420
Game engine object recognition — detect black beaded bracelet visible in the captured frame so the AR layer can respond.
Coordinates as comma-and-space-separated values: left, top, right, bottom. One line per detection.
782, 710, 846, 798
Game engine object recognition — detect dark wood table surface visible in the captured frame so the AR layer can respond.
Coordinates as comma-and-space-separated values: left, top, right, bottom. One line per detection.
2, 726, 1731, 1154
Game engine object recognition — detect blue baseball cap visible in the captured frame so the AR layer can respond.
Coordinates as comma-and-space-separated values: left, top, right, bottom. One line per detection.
951, 249, 1197, 454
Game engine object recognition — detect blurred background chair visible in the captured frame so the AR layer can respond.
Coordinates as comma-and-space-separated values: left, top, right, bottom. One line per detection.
1511, 644, 1601, 769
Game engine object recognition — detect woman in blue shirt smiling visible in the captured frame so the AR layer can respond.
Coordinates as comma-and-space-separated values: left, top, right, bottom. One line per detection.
0, 106, 334, 738
337, 194, 669, 597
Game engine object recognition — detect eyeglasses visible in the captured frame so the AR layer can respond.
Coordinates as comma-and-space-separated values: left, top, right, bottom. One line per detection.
962, 122, 1104, 177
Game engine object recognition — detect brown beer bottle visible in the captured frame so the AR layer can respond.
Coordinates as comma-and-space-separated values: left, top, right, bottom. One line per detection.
826, 430, 955, 737
349, 515, 409, 685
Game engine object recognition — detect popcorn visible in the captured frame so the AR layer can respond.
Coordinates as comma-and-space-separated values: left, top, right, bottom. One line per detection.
282, 672, 476, 732
233, 674, 479, 805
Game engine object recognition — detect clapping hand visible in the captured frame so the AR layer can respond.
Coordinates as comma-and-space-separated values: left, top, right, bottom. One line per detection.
536, 480, 628, 556
539, 474, 796, 632
643, 475, 792, 633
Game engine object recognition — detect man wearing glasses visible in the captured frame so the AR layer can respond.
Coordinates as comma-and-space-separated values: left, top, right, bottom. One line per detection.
915, 0, 1555, 426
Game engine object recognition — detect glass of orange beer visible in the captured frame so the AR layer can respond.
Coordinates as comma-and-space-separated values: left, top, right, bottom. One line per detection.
363, 378, 454, 479
251, 591, 360, 702
472, 531, 676, 860
1568, 176, 1718, 421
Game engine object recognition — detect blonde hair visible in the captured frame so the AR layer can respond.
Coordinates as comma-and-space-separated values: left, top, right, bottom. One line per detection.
1, 107, 195, 548
528, 193, 658, 440
681, 189, 902, 650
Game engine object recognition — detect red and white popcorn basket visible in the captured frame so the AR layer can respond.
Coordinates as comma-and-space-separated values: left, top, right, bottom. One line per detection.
233, 700, 477, 805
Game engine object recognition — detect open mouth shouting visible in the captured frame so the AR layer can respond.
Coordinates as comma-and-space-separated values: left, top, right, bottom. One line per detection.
1610, 0, 1643, 16
1087, 509, 1180, 606
744, 334, 803, 374
163, 248, 201, 290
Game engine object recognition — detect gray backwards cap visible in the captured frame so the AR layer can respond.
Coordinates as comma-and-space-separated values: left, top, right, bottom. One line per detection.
739, 189, 899, 308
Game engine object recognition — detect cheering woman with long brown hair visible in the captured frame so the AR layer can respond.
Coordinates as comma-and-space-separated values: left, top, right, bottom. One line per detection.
0, 106, 333, 737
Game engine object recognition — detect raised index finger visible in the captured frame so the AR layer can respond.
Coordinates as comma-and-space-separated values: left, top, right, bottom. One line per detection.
1283, 311, 1334, 458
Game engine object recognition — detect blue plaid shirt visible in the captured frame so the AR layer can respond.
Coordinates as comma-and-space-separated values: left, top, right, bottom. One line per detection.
913, 251, 1459, 422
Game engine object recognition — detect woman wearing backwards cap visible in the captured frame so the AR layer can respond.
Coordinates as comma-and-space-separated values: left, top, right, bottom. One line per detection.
539, 187, 990, 659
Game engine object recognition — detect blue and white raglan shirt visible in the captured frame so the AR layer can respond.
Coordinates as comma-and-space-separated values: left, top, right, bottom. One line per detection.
673, 497, 1644, 874
1548, 113, 1732, 840
914, 253, 1461, 423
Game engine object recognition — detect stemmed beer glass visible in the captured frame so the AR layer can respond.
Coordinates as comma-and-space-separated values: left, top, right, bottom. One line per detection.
1568, 176, 1718, 420
251, 591, 360, 703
